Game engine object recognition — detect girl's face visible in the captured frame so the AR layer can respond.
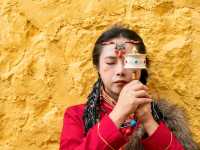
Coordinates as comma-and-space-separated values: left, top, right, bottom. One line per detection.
98, 37, 141, 99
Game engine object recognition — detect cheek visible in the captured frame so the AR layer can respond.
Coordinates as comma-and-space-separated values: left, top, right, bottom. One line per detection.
126, 70, 141, 80
99, 64, 114, 77
99, 58, 113, 74
99, 65, 115, 86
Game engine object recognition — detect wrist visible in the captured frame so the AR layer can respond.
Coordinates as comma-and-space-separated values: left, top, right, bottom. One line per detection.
109, 110, 126, 128
143, 116, 159, 136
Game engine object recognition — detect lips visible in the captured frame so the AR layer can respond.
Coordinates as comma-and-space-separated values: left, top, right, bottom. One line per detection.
113, 80, 128, 84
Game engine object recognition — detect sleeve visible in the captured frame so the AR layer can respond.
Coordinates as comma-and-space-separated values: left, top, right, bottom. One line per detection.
59, 108, 128, 150
142, 122, 185, 150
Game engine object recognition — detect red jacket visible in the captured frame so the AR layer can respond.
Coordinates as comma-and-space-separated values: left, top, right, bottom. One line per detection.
60, 101, 184, 150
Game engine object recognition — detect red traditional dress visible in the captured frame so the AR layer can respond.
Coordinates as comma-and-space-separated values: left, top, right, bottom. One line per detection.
60, 88, 184, 150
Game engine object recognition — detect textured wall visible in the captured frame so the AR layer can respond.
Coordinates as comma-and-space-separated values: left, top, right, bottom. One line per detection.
0, 0, 199, 149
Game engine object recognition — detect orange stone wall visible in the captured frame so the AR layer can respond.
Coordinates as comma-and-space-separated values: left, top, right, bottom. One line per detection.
0, 0, 199, 149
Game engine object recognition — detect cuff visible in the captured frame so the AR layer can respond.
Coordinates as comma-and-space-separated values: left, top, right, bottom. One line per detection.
142, 121, 172, 150
98, 115, 128, 149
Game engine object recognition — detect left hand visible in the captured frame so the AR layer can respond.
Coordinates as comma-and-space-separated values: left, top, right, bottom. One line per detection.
135, 102, 152, 123
135, 103, 159, 136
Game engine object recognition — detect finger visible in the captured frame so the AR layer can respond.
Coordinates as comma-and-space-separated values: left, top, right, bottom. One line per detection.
126, 80, 146, 89
131, 80, 148, 89
137, 103, 151, 112
138, 102, 151, 108
135, 104, 151, 117
131, 84, 148, 91
130, 80, 142, 85
134, 90, 151, 98
135, 109, 146, 116
135, 98, 152, 105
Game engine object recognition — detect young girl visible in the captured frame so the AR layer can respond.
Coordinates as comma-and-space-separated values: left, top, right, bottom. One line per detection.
60, 26, 198, 150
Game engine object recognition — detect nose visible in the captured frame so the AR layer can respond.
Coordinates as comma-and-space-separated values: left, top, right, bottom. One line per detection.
116, 61, 126, 77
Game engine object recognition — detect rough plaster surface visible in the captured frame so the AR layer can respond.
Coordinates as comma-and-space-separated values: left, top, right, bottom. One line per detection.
0, 0, 199, 149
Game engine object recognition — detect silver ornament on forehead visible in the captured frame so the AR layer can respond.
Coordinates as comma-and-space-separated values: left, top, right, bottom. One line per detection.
115, 43, 126, 51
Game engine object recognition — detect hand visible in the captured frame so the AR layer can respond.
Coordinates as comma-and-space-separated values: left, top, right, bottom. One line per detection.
109, 80, 152, 127
135, 102, 152, 123
135, 103, 159, 136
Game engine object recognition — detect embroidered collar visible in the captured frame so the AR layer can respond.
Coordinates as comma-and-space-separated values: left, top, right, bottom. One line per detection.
100, 86, 117, 109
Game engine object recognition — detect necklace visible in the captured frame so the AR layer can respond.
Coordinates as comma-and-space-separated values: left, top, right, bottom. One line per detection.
101, 87, 116, 107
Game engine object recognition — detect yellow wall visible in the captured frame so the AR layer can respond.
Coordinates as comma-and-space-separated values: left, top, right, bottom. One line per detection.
0, 0, 199, 149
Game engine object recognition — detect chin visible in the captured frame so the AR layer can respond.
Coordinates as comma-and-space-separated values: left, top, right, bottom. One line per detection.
112, 86, 123, 95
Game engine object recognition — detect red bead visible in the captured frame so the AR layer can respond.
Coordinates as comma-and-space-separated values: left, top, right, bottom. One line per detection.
124, 128, 132, 136
114, 50, 126, 58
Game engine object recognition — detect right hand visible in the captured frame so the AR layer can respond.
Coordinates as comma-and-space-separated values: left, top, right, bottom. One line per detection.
109, 80, 152, 127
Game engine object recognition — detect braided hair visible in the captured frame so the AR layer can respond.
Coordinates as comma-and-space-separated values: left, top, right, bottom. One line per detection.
83, 26, 148, 134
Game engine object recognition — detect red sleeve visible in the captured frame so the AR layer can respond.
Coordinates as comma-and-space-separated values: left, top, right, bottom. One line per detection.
142, 122, 185, 150
59, 107, 128, 150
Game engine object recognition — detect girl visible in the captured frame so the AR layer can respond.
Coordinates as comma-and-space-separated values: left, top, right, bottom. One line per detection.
60, 26, 198, 150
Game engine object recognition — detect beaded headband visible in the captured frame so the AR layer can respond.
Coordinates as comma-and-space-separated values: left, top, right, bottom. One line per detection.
101, 40, 140, 58
101, 40, 146, 69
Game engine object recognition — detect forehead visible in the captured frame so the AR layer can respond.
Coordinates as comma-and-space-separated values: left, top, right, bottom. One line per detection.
101, 37, 137, 58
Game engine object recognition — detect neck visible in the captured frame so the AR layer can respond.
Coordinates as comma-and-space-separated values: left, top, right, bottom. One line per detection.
108, 91, 119, 101
104, 87, 119, 102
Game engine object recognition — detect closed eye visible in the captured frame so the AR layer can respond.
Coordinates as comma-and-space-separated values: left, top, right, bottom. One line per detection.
106, 62, 115, 65
104, 56, 117, 65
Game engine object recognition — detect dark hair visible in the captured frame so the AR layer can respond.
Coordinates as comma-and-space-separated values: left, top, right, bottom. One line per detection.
83, 26, 148, 133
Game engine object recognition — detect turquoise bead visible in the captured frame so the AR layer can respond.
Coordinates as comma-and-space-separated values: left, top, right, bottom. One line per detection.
130, 119, 137, 127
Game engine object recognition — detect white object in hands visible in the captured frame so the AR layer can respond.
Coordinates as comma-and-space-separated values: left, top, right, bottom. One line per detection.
124, 54, 146, 69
